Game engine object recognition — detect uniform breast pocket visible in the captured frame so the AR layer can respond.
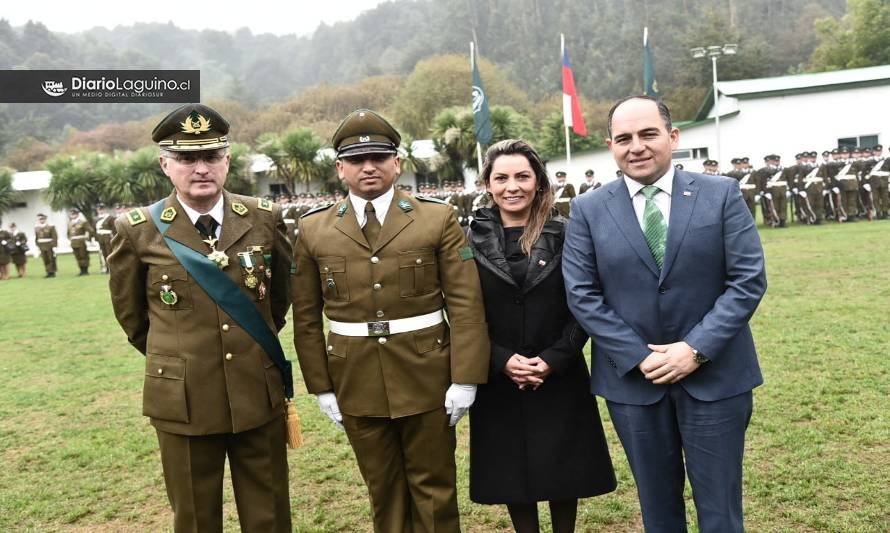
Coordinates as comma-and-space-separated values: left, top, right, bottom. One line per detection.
398, 249, 438, 297
148, 264, 193, 310
318, 256, 349, 301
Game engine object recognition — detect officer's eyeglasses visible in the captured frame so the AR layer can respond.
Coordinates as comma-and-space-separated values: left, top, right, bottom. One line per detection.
165, 152, 227, 166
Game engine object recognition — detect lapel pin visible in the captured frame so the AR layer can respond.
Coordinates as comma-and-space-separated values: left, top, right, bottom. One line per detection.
683, 190, 692, 196
538, 259, 547, 267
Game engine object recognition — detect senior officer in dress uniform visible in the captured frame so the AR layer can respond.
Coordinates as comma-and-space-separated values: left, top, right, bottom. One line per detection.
292, 109, 490, 533
107, 103, 293, 533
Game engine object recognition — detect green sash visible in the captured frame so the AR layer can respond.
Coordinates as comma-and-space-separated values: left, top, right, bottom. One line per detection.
148, 200, 293, 398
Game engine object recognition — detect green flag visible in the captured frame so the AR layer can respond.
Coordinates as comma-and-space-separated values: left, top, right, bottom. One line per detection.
471, 46, 492, 146
643, 27, 660, 99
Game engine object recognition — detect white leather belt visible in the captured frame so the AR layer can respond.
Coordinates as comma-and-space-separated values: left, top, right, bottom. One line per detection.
555, 198, 571, 203
69, 235, 88, 240
740, 184, 756, 190
283, 218, 296, 224
37, 238, 54, 243
838, 175, 857, 180
96, 229, 113, 235
328, 309, 444, 337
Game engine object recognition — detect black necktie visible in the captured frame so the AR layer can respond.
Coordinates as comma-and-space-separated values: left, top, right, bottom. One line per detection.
195, 214, 218, 239
362, 202, 381, 246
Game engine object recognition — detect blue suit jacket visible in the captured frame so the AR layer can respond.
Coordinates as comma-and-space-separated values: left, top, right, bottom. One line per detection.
563, 170, 767, 405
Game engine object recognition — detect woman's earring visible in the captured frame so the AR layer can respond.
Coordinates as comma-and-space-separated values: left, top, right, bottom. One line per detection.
537, 187, 544, 192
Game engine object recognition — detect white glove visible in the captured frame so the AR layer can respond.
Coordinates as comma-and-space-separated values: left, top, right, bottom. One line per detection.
863, 183, 872, 192
792, 188, 799, 194
754, 194, 761, 202
799, 191, 808, 198
765, 192, 773, 200
832, 187, 841, 194
317, 392, 343, 429
785, 190, 792, 198
444, 383, 477, 426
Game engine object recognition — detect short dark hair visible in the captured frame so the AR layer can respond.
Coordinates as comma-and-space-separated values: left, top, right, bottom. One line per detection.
607, 95, 672, 138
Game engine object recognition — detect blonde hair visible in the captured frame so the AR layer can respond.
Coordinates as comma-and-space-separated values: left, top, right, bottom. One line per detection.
479, 139, 555, 256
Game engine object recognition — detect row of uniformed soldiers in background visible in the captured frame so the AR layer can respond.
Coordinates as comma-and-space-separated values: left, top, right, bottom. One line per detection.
22, 203, 133, 278
720, 145, 889, 227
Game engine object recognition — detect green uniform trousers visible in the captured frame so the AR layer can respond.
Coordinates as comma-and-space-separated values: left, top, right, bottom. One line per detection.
342, 408, 460, 533
71, 245, 90, 268
39, 248, 57, 274
155, 417, 291, 533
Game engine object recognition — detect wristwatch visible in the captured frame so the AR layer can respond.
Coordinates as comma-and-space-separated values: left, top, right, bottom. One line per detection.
691, 347, 709, 364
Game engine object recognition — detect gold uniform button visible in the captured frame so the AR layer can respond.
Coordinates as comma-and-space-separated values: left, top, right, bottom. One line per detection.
376, 310, 385, 318
436, 338, 442, 344
327, 345, 333, 352
372, 283, 382, 290
323, 266, 330, 272
225, 353, 233, 361
378, 337, 387, 344
161, 274, 169, 281
415, 258, 423, 265
157, 368, 164, 375
370, 256, 380, 264
221, 324, 230, 332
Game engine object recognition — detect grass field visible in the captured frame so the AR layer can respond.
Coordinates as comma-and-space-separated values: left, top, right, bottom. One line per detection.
1, 220, 888, 532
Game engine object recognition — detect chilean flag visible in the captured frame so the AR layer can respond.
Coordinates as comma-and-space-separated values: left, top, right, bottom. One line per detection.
561, 35, 587, 137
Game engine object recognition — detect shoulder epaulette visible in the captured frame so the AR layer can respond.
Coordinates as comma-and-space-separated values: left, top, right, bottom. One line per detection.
300, 203, 335, 218
256, 198, 273, 212
127, 208, 147, 226
416, 195, 447, 205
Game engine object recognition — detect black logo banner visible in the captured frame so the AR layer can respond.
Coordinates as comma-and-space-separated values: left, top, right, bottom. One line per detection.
0, 70, 200, 103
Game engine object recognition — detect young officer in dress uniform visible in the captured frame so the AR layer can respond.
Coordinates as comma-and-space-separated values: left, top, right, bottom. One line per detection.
107, 103, 293, 533
553, 170, 576, 217
67, 208, 92, 274
291, 109, 490, 533
93, 203, 116, 273
34, 213, 58, 277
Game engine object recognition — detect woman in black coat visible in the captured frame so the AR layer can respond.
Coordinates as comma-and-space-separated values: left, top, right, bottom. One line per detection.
468, 139, 616, 532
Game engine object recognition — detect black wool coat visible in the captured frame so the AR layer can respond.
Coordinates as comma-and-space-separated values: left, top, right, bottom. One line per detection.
467, 208, 617, 504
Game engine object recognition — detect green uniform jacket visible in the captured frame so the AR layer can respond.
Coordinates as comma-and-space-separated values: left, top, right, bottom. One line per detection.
108, 191, 292, 436
292, 190, 490, 418
35, 224, 57, 249
67, 218, 91, 248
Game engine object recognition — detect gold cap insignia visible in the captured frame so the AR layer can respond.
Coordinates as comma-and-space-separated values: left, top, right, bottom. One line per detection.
160, 207, 177, 222
232, 202, 248, 216
180, 112, 212, 135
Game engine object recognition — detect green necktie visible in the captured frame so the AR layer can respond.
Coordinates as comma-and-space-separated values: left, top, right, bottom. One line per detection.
362, 202, 381, 246
641, 185, 667, 269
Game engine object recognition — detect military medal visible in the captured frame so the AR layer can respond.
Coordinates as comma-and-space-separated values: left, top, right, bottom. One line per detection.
159, 284, 178, 306
257, 281, 267, 300
203, 237, 229, 269
238, 251, 260, 289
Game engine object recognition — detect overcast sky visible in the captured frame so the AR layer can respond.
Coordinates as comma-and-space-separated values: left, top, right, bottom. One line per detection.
3, 0, 391, 36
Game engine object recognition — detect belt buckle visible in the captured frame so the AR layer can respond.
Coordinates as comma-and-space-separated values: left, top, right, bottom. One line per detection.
367, 321, 390, 337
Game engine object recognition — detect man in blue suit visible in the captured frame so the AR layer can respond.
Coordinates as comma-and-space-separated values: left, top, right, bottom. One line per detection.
563, 96, 766, 532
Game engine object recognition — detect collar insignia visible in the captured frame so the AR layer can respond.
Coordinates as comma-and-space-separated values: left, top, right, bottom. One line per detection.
127, 208, 146, 226
336, 202, 348, 217
180, 112, 212, 135
232, 202, 248, 216
398, 200, 413, 212
160, 207, 177, 222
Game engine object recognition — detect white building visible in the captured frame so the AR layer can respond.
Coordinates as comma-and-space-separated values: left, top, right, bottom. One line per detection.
547, 64, 890, 190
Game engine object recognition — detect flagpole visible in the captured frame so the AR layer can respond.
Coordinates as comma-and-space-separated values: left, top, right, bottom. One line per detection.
470, 41, 484, 172
561, 34, 572, 171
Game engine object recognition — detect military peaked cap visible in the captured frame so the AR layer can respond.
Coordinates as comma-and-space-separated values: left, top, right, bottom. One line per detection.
555, 171, 567, 177
332, 109, 400, 158
584, 169, 594, 177
152, 103, 230, 152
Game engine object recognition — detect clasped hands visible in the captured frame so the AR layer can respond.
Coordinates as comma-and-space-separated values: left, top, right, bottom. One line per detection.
638, 341, 701, 385
503, 354, 552, 391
